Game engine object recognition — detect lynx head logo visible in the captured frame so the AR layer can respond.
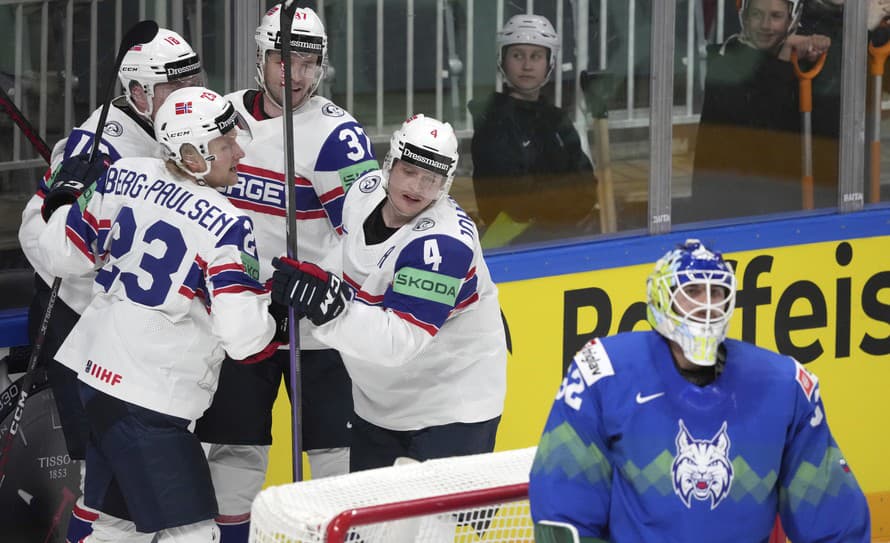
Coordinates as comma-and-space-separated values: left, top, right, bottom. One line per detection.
671, 419, 733, 510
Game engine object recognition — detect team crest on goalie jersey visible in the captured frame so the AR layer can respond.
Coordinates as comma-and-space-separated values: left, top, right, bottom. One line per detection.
671, 420, 733, 510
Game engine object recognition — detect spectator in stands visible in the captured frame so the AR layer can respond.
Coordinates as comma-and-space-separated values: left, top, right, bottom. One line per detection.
468, 14, 599, 248
687, 0, 834, 221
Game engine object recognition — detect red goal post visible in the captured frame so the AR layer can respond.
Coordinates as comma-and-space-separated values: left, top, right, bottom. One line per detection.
249, 447, 537, 543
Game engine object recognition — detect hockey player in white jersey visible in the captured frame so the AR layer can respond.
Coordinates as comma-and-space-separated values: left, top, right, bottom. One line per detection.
16, 28, 202, 543
37, 86, 285, 543
272, 114, 507, 472
194, 5, 379, 541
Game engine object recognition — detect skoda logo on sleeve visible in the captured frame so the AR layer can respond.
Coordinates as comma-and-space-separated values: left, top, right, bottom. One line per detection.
413, 218, 436, 231
103, 120, 123, 137
322, 103, 345, 117
359, 175, 381, 193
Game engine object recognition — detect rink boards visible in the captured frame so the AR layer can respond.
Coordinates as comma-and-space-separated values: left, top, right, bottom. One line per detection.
1, 207, 887, 535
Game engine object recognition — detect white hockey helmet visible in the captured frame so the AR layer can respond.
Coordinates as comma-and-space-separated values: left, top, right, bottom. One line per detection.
255, 3, 328, 107
383, 114, 459, 202
496, 14, 560, 83
646, 239, 737, 367
118, 28, 203, 119
155, 87, 250, 179
737, 0, 804, 38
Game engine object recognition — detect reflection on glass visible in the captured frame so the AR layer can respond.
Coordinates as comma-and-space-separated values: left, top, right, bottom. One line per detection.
678, 0, 843, 223
469, 13, 600, 249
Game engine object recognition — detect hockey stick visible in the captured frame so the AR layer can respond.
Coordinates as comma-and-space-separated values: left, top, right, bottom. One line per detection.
280, 0, 306, 482
0, 20, 159, 487
0, 85, 52, 162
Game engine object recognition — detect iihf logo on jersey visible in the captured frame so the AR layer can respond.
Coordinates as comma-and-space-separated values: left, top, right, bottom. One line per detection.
671, 420, 733, 510
84, 360, 123, 386
322, 103, 345, 117
359, 175, 381, 193
413, 218, 436, 231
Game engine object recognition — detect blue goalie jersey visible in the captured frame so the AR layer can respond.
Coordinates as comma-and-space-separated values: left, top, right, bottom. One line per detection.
528, 331, 870, 543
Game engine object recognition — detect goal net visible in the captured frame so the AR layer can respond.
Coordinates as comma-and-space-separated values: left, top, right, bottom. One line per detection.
249, 447, 537, 543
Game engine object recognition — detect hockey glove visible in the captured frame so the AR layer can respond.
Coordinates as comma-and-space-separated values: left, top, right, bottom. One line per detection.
269, 300, 290, 344
271, 256, 351, 326
237, 301, 291, 365
42, 152, 111, 221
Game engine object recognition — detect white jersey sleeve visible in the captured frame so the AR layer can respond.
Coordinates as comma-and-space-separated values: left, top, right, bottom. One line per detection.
40, 157, 274, 420
19, 97, 163, 313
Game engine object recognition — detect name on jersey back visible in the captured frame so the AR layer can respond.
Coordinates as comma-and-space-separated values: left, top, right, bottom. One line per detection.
103, 167, 237, 237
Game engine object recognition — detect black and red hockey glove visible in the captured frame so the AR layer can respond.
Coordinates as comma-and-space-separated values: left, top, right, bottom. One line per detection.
271, 256, 351, 326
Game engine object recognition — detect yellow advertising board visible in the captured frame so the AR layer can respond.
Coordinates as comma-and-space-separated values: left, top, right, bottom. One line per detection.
495, 236, 890, 493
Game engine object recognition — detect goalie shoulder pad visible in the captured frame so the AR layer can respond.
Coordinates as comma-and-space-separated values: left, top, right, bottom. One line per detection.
573, 338, 615, 387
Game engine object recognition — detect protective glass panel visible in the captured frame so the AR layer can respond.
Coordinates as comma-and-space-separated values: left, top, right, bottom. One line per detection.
674, 0, 844, 224
323, 1, 652, 250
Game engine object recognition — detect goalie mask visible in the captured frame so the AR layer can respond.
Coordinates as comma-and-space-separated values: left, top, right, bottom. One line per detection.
737, 0, 803, 48
383, 114, 459, 203
255, 3, 328, 110
496, 14, 560, 85
118, 28, 203, 119
647, 239, 737, 367
155, 87, 251, 179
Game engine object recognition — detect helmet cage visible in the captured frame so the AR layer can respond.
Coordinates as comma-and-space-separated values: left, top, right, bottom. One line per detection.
646, 241, 737, 366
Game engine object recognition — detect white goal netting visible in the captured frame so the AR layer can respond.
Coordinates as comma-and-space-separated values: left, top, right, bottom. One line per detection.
249, 447, 537, 543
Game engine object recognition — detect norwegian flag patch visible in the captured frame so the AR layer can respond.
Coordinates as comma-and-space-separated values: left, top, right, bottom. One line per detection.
175, 101, 192, 115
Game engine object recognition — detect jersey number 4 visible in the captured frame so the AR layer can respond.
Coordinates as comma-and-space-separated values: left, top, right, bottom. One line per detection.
96, 207, 187, 307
